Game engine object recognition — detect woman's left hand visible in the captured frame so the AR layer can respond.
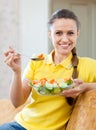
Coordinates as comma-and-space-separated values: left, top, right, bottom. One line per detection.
61, 79, 88, 98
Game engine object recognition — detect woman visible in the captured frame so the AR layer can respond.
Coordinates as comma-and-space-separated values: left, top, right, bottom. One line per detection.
1, 9, 96, 130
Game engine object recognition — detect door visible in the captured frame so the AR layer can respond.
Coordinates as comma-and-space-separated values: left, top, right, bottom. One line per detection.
49, 0, 96, 59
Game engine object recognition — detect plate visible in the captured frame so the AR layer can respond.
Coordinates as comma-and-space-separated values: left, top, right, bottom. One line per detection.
33, 84, 73, 96
29, 78, 73, 96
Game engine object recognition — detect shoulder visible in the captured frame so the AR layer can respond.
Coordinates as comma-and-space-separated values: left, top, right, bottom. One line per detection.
78, 56, 96, 67
78, 57, 96, 81
78, 56, 96, 63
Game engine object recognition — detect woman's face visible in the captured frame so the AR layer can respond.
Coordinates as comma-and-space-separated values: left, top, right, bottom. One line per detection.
49, 18, 79, 56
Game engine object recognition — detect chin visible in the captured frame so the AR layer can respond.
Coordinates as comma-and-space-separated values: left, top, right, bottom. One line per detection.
60, 51, 71, 55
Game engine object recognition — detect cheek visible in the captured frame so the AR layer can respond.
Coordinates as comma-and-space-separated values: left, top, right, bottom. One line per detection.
71, 36, 78, 43
51, 35, 57, 43
52, 38, 59, 47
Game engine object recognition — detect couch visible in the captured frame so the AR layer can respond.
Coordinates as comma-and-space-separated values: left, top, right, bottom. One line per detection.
0, 90, 96, 130
0, 99, 29, 124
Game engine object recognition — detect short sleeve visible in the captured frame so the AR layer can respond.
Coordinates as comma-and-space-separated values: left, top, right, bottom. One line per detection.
22, 60, 35, 81
78, 57, 96, 82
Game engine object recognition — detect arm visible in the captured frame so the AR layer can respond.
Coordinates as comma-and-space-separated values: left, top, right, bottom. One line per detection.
4, 47, 32, 107
10, 73, 32, 107
83, 82, 96, 91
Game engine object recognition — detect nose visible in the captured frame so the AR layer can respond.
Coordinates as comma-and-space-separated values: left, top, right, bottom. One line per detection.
62, 35, 69, 42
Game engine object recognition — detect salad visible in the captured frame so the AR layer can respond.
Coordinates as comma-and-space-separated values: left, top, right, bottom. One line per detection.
29, 78, 73, 95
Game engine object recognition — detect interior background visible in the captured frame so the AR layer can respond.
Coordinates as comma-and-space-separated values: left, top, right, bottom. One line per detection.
0, 0, 96, 98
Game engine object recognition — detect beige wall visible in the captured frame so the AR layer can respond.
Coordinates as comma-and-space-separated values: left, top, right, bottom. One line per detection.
0, 0, 19, 98
19, 0, 50, 70
0, 0, 96, 98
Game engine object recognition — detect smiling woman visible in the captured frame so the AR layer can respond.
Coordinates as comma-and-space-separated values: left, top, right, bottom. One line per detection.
1, 8, 96, 130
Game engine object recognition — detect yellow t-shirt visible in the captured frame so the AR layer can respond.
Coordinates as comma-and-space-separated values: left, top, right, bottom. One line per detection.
15, 52, 96, 130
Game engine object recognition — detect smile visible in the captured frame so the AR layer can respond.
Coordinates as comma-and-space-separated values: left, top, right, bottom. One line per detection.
59, 43, 71, 48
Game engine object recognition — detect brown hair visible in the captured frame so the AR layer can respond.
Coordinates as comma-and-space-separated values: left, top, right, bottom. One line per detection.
48, 9, 80, 31
67, 47, 79, 105
71, 47, 79, 79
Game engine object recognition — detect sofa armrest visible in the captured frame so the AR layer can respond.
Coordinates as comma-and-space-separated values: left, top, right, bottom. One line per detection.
0, 99, 29, 124
66, 90, 96, 130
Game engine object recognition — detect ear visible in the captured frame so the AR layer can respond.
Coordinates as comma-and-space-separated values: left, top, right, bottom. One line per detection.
48, 31, 52, 40
77, 30, 80, 37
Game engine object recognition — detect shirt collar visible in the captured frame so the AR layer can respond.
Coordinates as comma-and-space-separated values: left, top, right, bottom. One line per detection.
45, 50, 73, 69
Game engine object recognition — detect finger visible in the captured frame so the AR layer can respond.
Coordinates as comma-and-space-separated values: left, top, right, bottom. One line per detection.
4, 46, 15, 56
73, 79, 83, 85
5, 54, 20, 66
61, 89, 81, 97
9, 46, 14, 51
5, 54, 15, 67
62, 88, 80, 94
66, 94, 79, 98
4, 53, 13, 63
61, 91, 80, 97
4, 50, 14, 57
14, 52, 21, 58
6, 57, 14, 67
4, 53, 20, 66
13, 53, 21, 61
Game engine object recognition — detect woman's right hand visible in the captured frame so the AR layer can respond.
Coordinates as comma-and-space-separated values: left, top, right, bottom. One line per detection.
4, 47, 21, 73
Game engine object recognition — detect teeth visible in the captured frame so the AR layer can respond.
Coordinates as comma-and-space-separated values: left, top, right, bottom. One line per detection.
60, 44, 69, 47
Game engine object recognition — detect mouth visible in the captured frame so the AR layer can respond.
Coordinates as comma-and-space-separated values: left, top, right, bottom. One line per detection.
59, 43, 71, 49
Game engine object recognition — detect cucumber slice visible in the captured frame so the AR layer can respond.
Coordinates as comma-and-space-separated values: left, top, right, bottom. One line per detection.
37, 86, 50, 95
59, 82, 68, 89
52, 87, 61, 94
45, 82, 54, 91
65, 79, 73, 85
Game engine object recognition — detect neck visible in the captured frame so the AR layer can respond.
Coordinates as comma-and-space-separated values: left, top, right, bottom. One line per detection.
53, 52, 69, 65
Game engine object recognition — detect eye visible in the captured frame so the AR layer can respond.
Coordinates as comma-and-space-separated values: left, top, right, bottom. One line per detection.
67, 31, 74, 35
55, 31, 62, 35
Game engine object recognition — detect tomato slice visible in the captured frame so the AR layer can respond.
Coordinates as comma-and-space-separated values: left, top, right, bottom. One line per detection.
39, 78, 47, 86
